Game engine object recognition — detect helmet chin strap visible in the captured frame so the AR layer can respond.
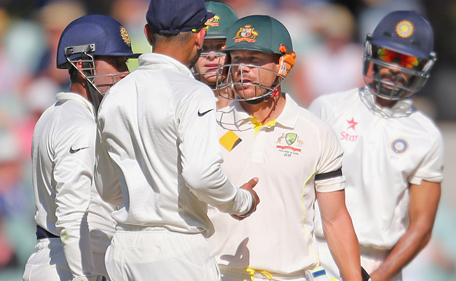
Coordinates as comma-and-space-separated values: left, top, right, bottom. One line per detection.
244, 76, 281, 104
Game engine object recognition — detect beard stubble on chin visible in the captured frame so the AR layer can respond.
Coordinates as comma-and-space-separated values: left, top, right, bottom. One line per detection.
189, 48, 202, 69
380, 72, 408, 86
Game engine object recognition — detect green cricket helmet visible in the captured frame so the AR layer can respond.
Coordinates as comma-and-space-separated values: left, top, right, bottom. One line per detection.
193, 2, 238, 83
205, 2, 238, 39
216, 15, 296, 103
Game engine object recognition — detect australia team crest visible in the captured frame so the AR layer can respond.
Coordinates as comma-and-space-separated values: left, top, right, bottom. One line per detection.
276, 132, 303, 157
234, 25, 258, 43
206, 14, 220, 27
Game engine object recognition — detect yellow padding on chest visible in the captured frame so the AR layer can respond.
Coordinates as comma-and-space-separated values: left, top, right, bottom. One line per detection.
219, 130, 242, 152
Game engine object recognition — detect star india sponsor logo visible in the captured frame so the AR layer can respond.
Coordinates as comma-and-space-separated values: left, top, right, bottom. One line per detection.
340, 117, 359, 142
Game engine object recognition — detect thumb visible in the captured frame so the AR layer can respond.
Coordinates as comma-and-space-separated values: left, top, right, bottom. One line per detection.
247, 177, 259, 188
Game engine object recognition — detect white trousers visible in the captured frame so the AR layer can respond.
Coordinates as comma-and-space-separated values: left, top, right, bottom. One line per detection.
23, 238, 73, 281
23, 238, 106, 281
105, 226, 220, 281
315, 236, 402, 281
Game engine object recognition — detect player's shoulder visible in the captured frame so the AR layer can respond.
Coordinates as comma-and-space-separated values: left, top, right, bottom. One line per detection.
288, 95, 336, 134
410, 109, 443, 139
55, 93, 94, 121
311, 88, 359, 108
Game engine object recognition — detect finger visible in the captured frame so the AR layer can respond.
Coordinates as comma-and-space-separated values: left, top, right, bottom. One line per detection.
247, 177, 259, 188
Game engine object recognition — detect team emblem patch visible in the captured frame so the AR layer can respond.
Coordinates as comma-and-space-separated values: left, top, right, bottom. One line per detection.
285, 133, 297, 146
234, 25, 258, 43
276, 132, 303, 156
396, 20, 414, 38
120, 26, 131, 47
206, 14, 220, 27
391, 138, 408, 154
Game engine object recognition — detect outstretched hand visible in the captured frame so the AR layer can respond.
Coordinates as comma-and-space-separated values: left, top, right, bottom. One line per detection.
231, 177, 260, 220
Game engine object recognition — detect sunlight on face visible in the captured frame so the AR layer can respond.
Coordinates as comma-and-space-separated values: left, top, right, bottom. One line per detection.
195, 39, 226, 84
229, 50, 279, 99
93, 56, 130, 95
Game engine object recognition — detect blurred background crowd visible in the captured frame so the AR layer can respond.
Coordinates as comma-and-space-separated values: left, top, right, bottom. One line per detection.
0, 0, 455, 280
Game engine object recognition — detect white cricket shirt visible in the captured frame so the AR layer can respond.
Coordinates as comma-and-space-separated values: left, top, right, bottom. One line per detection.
309, 88, 444, 249
32, 92, 101, 278
207, 94, 345, 276
95, 53, 252, 238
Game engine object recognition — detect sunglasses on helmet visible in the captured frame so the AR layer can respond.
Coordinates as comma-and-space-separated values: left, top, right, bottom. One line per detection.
377, 48, 420, 69
192, 24, 209, 33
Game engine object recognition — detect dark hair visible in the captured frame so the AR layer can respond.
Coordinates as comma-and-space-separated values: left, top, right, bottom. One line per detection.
151, 29, 194, 48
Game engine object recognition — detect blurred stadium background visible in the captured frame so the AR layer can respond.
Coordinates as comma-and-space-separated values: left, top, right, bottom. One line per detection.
0, 0, 454, 280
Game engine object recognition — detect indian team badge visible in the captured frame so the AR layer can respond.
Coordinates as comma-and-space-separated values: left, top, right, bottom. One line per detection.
206, 14, 220, 27
396, 20, 414, 38
234, 25, 258, 43
391, 138, 408, 154
120, 26, 131, 47
276, 132, 303, 156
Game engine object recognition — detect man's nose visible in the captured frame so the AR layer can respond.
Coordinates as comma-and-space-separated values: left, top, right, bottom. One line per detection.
208, 51, 218, 60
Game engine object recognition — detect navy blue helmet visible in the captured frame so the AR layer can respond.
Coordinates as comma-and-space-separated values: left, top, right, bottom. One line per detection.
362, 11, 436, 100
57, 14, 138, 69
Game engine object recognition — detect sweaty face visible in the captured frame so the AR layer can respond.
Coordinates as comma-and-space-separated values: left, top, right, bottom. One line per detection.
229, 50, 279, 100
194, 38, 226, 85
92, 56, 130, 95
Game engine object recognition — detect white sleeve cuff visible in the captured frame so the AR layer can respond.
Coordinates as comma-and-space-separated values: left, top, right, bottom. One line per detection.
230, 188, 253, 216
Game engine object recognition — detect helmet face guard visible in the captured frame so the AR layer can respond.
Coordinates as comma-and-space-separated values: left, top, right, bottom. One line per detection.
192, 51, 226, 84
215, 51, 295, 103
64, 44, 126, 96
216, 62, 282, 103
362, 11, 437, 101
362, 36, 436, 100
214, 15, 296, 104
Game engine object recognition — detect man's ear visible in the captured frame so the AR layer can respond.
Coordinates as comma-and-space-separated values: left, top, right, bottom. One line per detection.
75, 60, 87, 77
144, 24, 154, 46
195, 28, 206, 49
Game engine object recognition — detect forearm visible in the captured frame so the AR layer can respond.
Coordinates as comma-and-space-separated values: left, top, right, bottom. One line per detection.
323, 211, 361, 281
372, 181, 441, 280
57, 205, 97, 278
371, 225, 432, 280
95, 132, 123, 205
55, 172, 97, 277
